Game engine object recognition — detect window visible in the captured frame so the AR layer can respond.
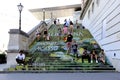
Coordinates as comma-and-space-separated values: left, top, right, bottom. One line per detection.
88, 10, 90, 19
102, 19, 106, 39
96, 0, 100, 6
92, 3, 94, 13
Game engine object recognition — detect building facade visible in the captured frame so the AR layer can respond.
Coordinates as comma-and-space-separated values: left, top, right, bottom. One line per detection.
80, 0, 120, 71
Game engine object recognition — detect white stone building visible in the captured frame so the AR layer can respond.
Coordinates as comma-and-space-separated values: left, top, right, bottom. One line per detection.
80, 0, 120, 71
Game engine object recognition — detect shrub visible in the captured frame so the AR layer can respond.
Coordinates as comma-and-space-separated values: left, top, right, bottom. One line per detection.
0, 54, 7, 64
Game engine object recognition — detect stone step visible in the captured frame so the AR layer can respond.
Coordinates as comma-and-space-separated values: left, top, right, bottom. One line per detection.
27, 25, 115, 73
26, 64, 115, 71
3, 69, 116, 73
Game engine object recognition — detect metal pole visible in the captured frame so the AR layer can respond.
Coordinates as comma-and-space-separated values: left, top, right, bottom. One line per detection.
19, 11, 21, 30
51, 12, 53, 23
17, 3, 23, 30
43, 9, 45, 21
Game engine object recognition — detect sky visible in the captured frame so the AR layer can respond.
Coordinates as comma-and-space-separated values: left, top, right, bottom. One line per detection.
0, 0, 81, 50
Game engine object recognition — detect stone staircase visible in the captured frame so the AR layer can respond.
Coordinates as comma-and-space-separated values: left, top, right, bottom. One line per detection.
6, 53, 115, 73
23, 52, 115, 73
6, 52, 115, 73
6, 24, 116, 73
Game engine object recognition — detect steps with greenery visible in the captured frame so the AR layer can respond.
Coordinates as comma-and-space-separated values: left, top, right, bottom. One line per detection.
7, 24, 116, 73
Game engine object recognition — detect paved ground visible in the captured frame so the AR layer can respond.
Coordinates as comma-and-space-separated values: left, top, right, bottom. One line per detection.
0, 72, 120, 80
0, 64, 10, 71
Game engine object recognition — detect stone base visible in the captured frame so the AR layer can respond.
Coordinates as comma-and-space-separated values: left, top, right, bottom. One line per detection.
0, 53, 18, 71
7, 53, 18, 65
111, 58, 120, 72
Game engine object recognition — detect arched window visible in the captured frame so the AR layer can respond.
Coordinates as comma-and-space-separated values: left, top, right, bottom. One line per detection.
88, 10, 90, 19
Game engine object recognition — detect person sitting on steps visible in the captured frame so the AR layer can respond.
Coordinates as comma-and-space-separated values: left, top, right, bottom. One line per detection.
90, 49, 98, 63
81, 48, 91, 63
98, 49, 106, 64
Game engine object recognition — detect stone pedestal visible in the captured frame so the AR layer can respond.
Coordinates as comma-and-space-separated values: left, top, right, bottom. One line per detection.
7, 29, 29, 52
7, 29, 29, 67
0, 53, 18, 71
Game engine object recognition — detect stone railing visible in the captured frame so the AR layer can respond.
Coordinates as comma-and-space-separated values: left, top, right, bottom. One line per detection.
27, 21, 47, 46
27, 20, 52, 47
7, 21, 52, 52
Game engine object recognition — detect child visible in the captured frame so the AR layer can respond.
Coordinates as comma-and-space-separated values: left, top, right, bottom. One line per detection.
47, 34, 50, 41
71, 40, 78, 58
63, 36, 67, 42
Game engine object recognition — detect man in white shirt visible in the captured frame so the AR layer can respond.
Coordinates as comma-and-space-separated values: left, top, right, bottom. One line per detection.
16, 50, 25, 65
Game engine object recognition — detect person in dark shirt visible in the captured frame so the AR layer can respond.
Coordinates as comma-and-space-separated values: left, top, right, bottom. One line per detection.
66, 33, 73, 54
43, 28, 48, 40
72, 40, 78, 58
66, 33, 73, 42
81, 48, 91, 63
54, 19, 57, 25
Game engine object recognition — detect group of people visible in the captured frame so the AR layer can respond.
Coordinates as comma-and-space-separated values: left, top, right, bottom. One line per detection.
53, 19, 60, 26
35, 18, 77, 42
63, 19, 74, 34
16, 18, 106, 65
15, 49, 106, 65
59, 19, 106, 64
81, 48, 105, 64
61, 19, 80, 60
64, 33, 105, 64
52, 19, 74, 41
35, 28, 50, 41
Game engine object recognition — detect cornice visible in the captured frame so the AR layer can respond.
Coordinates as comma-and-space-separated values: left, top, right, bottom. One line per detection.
80, 0, 92, 19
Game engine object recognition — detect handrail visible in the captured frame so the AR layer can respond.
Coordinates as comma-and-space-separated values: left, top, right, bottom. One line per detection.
27, 20, 52, 48
27, 21, 47, 47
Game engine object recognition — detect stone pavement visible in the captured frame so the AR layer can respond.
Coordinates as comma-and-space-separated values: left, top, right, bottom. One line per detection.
0, 64, 10, 71
0, 72, 120, 80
